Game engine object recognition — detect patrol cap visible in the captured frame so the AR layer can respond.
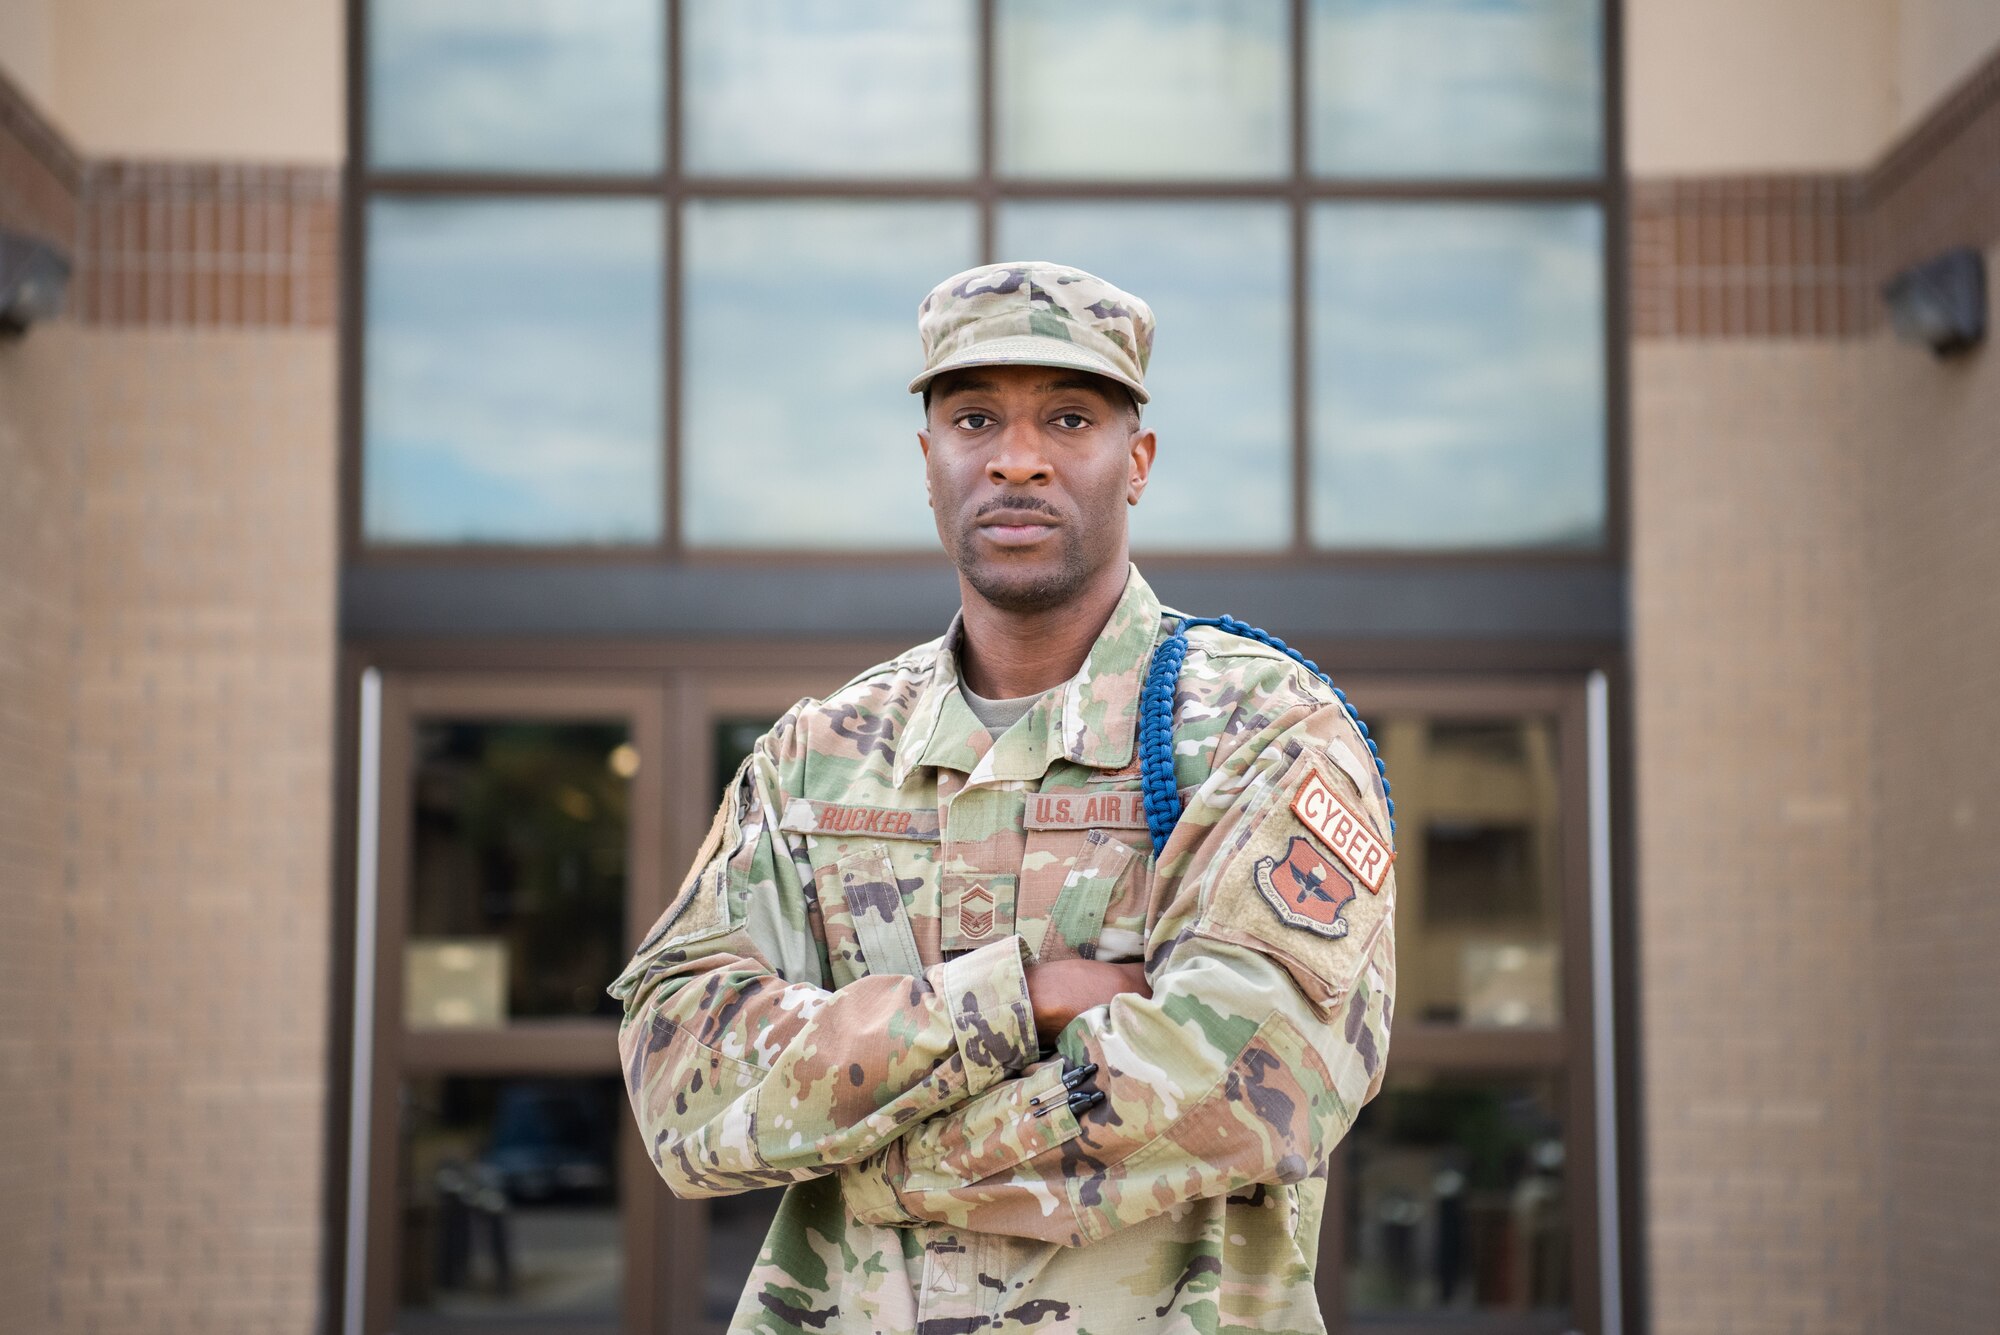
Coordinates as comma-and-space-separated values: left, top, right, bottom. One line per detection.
909, 260, 1154, 406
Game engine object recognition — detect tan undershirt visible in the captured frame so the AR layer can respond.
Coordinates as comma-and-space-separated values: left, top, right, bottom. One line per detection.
958, 682, 1041, 735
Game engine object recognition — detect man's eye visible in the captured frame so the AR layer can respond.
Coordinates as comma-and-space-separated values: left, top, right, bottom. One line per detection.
1055, 413, 1088, 429
959, 413, 992, 430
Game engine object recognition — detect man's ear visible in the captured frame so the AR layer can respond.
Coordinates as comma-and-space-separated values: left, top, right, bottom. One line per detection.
1126, 429, 1157, 505
918, 428, 934, 507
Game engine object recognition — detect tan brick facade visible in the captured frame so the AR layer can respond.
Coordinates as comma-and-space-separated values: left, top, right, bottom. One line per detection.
1631, 41, 2000, 1325
45, 327, 337, 1332
1633, 259, 2000, 1335
1, 65, 340, 1335
0, 320, 77, 1333
0, 325, 340, 1331
1633, 339, 1888, 1333
1865, 253, 2000, 1333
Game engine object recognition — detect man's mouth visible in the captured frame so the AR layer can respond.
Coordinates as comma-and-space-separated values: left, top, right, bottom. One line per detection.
976, 507, 1060, 547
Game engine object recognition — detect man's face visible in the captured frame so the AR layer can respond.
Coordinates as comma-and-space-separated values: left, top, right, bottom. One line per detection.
920, 365, 1155, 614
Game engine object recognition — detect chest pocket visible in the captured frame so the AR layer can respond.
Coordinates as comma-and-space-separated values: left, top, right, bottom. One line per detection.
782, 800, 939, 985
826, 843, 928, 980
1018, 828, 1149, 962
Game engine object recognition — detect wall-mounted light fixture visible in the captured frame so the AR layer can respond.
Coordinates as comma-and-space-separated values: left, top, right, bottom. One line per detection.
0, 229, 73, 336
1881, 246, 1986, 358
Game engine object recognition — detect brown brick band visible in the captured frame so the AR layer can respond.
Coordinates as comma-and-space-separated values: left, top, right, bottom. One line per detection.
0, 68, 337, 331
0, 67, 83, 250
1632, 175, 1870, 340
1634, 44, 2000, 341
72, 161, 339, 330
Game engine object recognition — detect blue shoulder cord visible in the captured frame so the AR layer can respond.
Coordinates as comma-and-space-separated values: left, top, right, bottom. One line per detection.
1139, 615, 1395, 857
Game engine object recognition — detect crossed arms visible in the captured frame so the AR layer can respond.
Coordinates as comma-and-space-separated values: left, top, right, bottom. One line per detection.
607, 697, 1394, 1247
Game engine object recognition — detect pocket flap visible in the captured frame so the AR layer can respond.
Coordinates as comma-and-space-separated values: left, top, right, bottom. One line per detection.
833, 844, 927, 979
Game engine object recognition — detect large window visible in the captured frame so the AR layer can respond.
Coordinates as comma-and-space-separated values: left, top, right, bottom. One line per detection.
352, 0, 1613, 555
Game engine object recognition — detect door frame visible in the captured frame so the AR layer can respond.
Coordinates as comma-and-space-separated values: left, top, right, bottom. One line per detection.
356, 674, 667, 1334
324, 642, 1638, 1335
654, 669, 836, 1333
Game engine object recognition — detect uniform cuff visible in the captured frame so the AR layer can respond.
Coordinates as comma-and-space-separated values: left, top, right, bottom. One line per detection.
932, 935, 1037, 1093
843, 1142, 921, 1228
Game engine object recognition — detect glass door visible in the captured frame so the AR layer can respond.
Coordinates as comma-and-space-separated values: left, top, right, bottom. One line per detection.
651, 671, 835, 1334
348, 668, 1607, 1334
1318, 679, 1601, 1335
360, 678, 665, 1334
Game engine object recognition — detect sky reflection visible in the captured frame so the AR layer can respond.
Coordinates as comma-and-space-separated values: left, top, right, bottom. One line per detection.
1311, 0, 1601, 177
364, 198, 663, 544
683, 0, 975, 177
998, 0, 1289, 179
1311, 202, 1605, 549
369, 0, 663, 173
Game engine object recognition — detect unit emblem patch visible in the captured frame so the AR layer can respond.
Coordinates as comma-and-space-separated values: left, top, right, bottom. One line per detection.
1253, 836, 1360, 940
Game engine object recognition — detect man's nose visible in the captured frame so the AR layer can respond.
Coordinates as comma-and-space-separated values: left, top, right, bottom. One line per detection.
987, 420, 1050, 485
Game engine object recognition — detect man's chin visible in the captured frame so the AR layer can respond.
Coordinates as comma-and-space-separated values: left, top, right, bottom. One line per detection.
959, 559, 1083, 615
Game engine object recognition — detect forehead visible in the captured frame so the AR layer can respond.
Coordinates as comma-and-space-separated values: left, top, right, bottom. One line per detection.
929, 365, 1124, 405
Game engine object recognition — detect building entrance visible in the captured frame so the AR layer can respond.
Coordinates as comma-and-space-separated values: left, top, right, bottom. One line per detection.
344, 662, 1607, 1334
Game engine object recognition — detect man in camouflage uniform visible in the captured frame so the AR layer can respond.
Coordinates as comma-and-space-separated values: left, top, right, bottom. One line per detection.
610, 262, 1396, 1333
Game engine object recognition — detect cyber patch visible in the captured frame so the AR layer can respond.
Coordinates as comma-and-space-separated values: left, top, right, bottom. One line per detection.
1288, 770, 1393, 895
1253, 836, 1360, 940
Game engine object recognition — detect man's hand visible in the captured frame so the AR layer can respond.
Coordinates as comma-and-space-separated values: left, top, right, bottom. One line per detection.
1024, 960, 1150, 1046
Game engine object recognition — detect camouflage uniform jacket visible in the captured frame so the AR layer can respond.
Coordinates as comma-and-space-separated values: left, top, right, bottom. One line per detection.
609, 566, 1396, 1334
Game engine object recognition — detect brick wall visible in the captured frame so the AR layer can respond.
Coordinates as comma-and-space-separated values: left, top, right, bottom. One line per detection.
1631, 340, 1886, 1334
0, 64, 81, 1331
0, 320, 77, 1333
1632, 43, 2000, 1335
47, 327, 337, 1333
1864, 239, 2000, 1334
1, 66, 340, 1334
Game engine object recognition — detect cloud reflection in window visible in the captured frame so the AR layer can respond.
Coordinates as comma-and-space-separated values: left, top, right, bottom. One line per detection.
998, 0, 1290, 180
369, 0, 664, 173
1311, 202, 1605, 550
680, 200, 977, 548
683, 0, 975, 177
1311, 0, 1602, 178
997, 202, 1292, 550
364, 198, 664, 545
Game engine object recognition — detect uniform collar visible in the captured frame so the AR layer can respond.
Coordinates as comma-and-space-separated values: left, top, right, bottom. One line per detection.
893, 564, 1167, 786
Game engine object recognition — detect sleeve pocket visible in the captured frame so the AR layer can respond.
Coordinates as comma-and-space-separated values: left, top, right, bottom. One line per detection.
904, 1061, 1086, 1189
1190, 750, 1395, 1012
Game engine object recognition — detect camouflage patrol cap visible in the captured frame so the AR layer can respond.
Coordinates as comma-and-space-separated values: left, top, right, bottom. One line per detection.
909, 261, 1154, 405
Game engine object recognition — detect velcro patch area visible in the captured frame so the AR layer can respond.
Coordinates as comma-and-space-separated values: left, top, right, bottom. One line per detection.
1192, 750, 1396, 1008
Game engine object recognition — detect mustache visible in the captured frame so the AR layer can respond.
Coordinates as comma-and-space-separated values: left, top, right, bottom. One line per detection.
975, 496, 1062, 520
